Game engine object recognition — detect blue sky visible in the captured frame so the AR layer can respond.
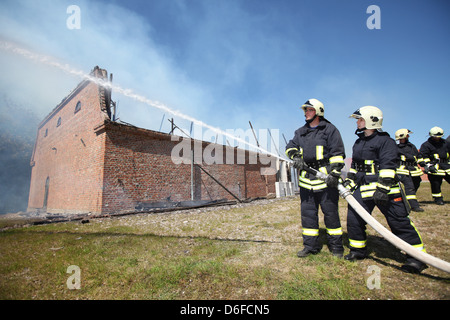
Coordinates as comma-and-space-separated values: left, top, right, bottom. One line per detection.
1, 0, 449, 157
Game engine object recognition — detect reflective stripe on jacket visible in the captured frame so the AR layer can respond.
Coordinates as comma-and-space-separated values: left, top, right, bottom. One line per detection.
396, 141, 423, 177
350, 131, 401, 198
418, 137, 450, 176
285, 118, 345, 190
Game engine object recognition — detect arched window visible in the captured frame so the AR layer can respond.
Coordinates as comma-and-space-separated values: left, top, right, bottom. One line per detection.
75, 101, 81, 113
43, 176, 50, 208
57, 117, 62, 127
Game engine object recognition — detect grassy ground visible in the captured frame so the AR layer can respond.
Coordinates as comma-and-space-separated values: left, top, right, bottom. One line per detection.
0, 182, 449, 300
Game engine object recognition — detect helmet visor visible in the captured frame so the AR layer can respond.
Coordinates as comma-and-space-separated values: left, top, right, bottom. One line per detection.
349, 109, 362, 119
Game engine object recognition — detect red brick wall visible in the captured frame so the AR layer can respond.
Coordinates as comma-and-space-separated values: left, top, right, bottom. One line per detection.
27, 81, 108, 214
28, 77, 277, 215
100, 123, 276, 214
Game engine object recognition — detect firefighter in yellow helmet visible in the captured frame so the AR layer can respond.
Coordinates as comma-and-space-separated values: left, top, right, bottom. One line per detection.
395, 129, 424, 212
343, 106, 427, 273
285, 99, 346, 258
418, 127, 450, 205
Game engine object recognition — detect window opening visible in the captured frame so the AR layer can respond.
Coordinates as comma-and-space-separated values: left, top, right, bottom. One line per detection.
43, 176, 50, 208
75, 101, 81, 113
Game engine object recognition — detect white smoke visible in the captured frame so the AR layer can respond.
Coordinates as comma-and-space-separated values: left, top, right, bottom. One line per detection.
0, 40, 284, 161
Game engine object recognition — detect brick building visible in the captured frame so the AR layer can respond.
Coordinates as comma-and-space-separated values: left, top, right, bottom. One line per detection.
27, 67, 289, 215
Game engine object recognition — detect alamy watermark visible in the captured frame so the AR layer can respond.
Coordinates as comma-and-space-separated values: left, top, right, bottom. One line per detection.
66, 5, 81, 30
366, 5, 381, 30
66, 265, 81, 290
170, 127, 281, 175
366, 265, 381, 290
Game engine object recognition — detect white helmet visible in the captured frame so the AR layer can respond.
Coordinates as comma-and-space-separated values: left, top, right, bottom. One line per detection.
395, 128, 412, 140
301, 99, 324, 117
429, 126, 444, 138
350, 106, 383, 130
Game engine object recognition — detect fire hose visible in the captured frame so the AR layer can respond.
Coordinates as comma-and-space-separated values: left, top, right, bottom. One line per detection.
300, 165, 450, 273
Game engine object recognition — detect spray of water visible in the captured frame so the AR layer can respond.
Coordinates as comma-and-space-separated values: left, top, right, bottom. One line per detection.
1, 40, 285, 161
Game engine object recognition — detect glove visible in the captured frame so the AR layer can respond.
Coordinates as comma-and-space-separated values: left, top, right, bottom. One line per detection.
424, 163, 437, 174
293, 155, 306, 170
373, 189, 389, 207
373, 176, 394, 207
325, 172, 340, 188
342, 171, 357, 191
326, 163, 343, 188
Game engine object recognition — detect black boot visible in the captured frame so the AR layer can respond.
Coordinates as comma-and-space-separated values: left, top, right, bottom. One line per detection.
297, 247, 319, 258
344, 251, 367, 261
328, 245, 344, 258
411, 206, 424, 212
401, 258, 428, 274
434, 197, 445, 205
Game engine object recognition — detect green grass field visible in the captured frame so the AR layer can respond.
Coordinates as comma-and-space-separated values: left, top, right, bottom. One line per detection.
1, 182, 449, 300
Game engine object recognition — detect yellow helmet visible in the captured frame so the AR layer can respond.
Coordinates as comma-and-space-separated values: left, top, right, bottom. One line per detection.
429, 126, 444, 138
349, 106, 383, 130
301, 99, 324, 117
395, 128, 412, 140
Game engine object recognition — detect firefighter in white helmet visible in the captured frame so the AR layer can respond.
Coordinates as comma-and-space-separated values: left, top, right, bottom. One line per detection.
285, 99, 346, 258
395, 129, 424, 212
418, 127, 450, 205
343, 106, 427, 273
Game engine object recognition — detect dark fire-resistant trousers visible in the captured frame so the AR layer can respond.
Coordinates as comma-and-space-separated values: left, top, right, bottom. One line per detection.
398, 174, 421, 209
347, 186, 424, 256
299, 187, 343, 253
428, 173, 450, 200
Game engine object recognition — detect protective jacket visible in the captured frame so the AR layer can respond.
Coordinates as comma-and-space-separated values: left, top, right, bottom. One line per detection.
285, 118, 345, 191
396, 141, 423, 177
345, 130, 425, 256
395, 140, 423, 210
418, 138, 450, 176
285, 118, 345, 253
346, 131, 401, 198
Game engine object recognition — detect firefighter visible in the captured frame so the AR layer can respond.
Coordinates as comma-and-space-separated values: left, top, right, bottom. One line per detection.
395, 129, 424, 212
418, 127, 450, 205
285, 99, 345, 258
343, 106, 427, 273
